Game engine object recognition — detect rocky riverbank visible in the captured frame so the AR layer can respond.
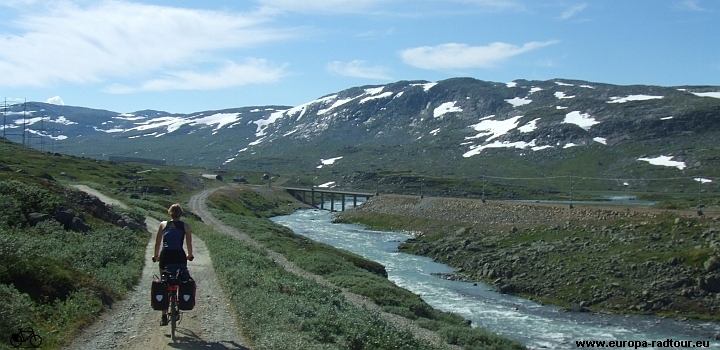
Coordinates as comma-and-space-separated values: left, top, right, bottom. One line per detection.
334, 195, 720, 320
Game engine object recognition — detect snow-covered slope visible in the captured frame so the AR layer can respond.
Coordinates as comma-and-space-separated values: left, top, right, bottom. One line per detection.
3, 77, 720, 177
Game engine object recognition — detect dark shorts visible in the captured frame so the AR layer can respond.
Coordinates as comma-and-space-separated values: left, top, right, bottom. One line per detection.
159, 249, 187, 272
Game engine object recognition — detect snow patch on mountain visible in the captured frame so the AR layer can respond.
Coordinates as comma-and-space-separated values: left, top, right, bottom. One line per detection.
638, 155, 686, 170
555, 92, 575, 99
434, 102, 463, 118
319, 98, 354, 115
360, 92, 393, 104
254, 110, 286, 137
529, 87, 543, 93
190, 113, 241, 135
463, 138, 545, 158
563, 111, 599, 130
505, 97, 532, 107
692, 92, 720, 99
467, 115, 523, 141
608, 95, 663, 103
115, 114, 145, 121
317, 156, 343, 168
518, 118, 538, 133
411, 82, 437, 91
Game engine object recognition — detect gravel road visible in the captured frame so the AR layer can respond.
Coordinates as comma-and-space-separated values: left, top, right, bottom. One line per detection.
188, 186, 461, 350
63, 186, 249, 350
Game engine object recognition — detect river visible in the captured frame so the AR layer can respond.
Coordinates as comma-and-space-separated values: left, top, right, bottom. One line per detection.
270, 205, 719, 349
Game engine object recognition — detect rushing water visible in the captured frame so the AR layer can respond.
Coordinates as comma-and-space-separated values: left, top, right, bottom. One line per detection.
271, 205, 719, 349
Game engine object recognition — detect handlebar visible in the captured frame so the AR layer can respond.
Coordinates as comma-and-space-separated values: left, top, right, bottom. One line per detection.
152, 255, 193, 262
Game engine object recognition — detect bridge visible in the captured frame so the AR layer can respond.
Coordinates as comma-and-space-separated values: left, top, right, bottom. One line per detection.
284, 187, 375, 211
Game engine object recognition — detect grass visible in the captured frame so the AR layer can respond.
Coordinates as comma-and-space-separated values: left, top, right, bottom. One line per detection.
0, 178, 148, 350
205, 186, 526, 350
191, 220, 446, 350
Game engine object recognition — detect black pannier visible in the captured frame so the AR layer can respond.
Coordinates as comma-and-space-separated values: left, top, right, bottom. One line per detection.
151, 279, 168, 310
178, 277, 196, 310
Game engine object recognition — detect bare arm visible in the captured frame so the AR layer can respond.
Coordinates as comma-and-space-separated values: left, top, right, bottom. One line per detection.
153, 221, 165, 260
185, 222, 194, 260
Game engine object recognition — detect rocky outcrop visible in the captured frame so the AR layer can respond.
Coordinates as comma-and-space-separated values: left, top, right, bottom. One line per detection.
27, 209, 91, 232
60, 188, 145, 231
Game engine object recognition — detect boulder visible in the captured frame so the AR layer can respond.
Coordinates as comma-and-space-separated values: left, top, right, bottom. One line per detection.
70, 217, 91, 233
704, 256, 720, 273
698, 274, 720, 293
54, 208, 75, 229
27, 213, 54, 226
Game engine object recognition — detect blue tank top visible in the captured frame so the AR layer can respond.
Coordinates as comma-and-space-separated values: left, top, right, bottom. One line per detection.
163, 220, 185, 251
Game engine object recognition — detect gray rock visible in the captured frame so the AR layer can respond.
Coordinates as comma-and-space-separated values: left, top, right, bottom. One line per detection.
698, 274, 720, 293
71, 217, 91, 233
27, 213, 54, 226
704, 256, 720, 272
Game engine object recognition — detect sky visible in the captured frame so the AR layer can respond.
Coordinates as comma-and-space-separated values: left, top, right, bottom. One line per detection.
0, 0, 718, 114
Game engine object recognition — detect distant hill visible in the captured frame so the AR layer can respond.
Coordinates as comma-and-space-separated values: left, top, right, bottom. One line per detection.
3, 77, 720, 199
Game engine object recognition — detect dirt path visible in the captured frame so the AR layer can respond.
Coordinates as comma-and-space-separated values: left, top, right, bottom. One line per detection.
63, 186, 249, 350
189, 186, 460, 350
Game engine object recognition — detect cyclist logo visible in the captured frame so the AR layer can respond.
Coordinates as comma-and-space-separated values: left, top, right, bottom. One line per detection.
9, 327, 42, 348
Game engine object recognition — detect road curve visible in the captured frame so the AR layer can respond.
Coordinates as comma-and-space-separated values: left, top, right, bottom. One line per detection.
188, 186, 461, 350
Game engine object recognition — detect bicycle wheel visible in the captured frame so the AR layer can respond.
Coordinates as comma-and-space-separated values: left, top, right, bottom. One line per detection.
29, 334, 42, 347
9, 335, 22, 348
170, 296, 177, 341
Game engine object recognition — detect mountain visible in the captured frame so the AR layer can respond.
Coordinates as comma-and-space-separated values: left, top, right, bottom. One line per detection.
3, 77, 720, 196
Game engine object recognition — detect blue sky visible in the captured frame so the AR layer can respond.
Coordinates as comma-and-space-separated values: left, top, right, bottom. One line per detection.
0, 0, 718, 113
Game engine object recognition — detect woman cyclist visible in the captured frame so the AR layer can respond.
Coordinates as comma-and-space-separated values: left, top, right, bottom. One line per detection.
152, 203, 194, 326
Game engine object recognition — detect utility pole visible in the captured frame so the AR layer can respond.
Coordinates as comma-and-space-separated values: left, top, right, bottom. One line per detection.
482, 176, 486, 203
569, 173, 574, 209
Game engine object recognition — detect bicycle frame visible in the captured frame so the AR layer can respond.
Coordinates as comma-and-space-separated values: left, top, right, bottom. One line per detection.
167, 283, 180, 340
162, 266, 184, 341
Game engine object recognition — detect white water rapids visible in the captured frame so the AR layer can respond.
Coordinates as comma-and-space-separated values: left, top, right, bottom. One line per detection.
271, 206, 719, 349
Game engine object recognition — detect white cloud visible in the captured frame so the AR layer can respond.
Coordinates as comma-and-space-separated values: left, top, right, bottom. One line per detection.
105, 60, 287, 93
678, 0, 706, 11
45, 96, 64, 105
257, 0, 385, 14
560, 3, 587, 20
400, 41, 559, 70
258, 0, 523, 14
0, 1, 293, 89
446, 0, 524, 11
0, 0, 38, 8
327, 60, 391, 80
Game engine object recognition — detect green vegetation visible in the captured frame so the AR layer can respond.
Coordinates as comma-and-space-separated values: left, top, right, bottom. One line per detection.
0, 179, 148, 349
192, 221, 444, 350
206, 186, 526, 349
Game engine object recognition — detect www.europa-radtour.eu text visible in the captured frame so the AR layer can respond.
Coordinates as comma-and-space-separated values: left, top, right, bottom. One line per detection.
575, 339, 712, 348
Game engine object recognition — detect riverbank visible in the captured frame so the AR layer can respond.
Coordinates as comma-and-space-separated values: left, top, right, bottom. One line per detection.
334, 195, 720, 321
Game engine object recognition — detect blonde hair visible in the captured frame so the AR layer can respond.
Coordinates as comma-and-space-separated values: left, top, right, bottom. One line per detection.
168, 203, 183, 219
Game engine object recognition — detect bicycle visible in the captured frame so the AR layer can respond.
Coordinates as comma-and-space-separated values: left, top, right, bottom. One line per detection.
152, 259, 194, 341
9, 327, 42, 348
